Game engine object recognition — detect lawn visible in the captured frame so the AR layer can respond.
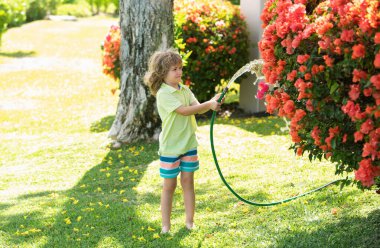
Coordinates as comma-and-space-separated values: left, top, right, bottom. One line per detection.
0, 17, 379, 248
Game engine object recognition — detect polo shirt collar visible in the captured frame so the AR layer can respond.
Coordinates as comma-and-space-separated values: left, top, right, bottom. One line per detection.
161, 83, 184, 93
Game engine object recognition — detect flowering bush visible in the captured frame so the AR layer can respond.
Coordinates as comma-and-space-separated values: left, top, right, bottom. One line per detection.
259, 0, 379, 189
174, 0, 249, 101
101, 0, 249, 101
101, 24, 121, 89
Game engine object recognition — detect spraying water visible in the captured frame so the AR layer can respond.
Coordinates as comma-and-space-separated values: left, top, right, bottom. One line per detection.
225, 59, 265, 89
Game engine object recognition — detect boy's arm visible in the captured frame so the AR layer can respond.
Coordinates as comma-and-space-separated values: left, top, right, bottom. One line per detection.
174, 93, 224, 116
175, 100, 214, 116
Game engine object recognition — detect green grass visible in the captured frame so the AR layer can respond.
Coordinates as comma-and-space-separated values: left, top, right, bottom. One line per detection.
0, 17, 379, 248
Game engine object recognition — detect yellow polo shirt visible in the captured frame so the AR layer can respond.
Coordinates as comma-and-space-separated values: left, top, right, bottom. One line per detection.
156, 83, 198, 156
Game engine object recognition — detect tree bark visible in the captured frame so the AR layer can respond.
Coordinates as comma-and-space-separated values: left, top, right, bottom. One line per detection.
108, 0, 174, 144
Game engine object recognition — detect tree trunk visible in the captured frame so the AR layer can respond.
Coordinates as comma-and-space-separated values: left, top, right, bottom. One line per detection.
108, 0, 174, 145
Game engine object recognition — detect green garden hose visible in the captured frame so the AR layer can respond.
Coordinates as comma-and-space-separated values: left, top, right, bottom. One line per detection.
210, 87, 344, 206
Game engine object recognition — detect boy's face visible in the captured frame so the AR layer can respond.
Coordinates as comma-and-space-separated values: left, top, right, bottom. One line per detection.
164, 63, 183, 84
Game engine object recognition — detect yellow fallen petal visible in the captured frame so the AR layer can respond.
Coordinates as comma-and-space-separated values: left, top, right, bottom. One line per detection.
122, 198, 128, 202
64, 218, 71, 225
119, 190, 125, 194
73, 228, 79, 232
147, 226, 155, 232
61, 210, 67, 215
119, 177, 124, 181
105, 204, 110, 208
118, 171, 123, 175
77, 216, 82, 222
106, 173, 111, 177
153, 233, 160, 239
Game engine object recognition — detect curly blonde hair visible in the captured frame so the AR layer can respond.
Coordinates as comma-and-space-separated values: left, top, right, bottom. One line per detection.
144, 48, 183, 96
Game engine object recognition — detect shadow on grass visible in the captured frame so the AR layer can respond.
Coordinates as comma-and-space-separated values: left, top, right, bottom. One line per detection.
0, 51, 36, 58
90, 115, 115, 133
271, 208, 380, 248
0, 141, 193, 247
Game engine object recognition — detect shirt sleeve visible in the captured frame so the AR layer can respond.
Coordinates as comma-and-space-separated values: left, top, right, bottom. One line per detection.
157, 91, 183, 114
189, 90, 197, 104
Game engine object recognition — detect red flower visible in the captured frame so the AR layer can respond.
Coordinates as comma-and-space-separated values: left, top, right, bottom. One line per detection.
228, 47, 237, 55
296, 147, 303, 156
354, 131, 364, 142
362, 142, 378, 160
363, 88, 373, 97
360, 119, 374, 134
287, 70, 297, 81
375, 32, 380, 44
374, 53, 380, 68
352, 69, 367, 82
311, 126, 321, 146
355, 158, 380, 187
297, 54, 310, 64
342, 134, 347, 143
323, 55, 334, 67
352, 44, 366, 59
348, 84, 360, 101
306, 99, 314, 112
283, 100, 295, 114
370, 74, 380, 90
186, 37, 198, 43
340, 29, 354, 42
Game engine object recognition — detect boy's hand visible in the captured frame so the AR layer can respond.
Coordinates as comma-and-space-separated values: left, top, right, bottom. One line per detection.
209, 100, 222, 111
212, 93, 226, 104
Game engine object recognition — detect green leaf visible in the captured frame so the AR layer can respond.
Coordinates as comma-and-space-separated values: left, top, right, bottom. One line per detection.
330, 82, 339, 94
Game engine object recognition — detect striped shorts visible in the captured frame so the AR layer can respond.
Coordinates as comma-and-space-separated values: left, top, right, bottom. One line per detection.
159, 149, 199, 178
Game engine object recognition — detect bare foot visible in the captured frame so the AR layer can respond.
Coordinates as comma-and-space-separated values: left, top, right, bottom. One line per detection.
185, 222, 195, 230
161, 226, 170, 234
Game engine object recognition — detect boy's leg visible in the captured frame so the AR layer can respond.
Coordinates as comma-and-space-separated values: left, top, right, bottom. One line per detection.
180, 171, 195, 229
161, 177, 177, 233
